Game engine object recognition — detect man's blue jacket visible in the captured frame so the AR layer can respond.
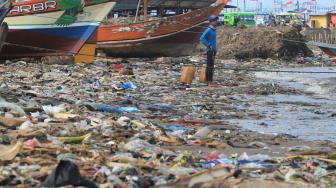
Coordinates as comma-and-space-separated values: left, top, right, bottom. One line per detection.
200, 26, 217, 51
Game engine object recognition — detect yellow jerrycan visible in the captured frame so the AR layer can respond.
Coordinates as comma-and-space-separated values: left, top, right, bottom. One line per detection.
180, 64, 196, 84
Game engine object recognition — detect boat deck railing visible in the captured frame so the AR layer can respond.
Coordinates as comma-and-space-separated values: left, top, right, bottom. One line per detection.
309, 32, 336, 46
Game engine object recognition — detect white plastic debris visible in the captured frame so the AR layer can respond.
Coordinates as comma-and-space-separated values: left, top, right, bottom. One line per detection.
117, 116, 130, 127
0, 101, 26, 117
19, 121, 35, 130
42, 105, 66, 115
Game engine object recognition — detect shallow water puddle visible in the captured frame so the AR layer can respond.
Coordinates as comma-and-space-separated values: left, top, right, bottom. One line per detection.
232, 66, 336, 142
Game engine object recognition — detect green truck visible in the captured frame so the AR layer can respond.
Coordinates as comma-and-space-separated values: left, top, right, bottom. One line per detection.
223, 12, 257, 27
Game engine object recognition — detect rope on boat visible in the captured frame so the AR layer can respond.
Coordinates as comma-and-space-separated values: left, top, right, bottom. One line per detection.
28, 13, 318, 39
3, 42, 64, 53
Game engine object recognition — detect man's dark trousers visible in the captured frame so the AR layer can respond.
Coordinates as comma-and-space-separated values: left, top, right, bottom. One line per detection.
206, 49, 215, 82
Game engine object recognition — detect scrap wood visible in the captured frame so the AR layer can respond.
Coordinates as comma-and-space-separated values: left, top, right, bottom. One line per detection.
22, 147, 58, 153
166, 166, 233, 188
0, 117, 25, 128
19, 157, 56, 165
227, 180, 310, 188
288, 155, 336, 164
0, 141, 24, 161
296, 150, 330, 156
7, 129, 45, 138
316, 158, 336, 164
159, 136, 181, 144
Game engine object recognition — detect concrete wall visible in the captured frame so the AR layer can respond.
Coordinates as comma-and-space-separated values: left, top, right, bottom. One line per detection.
310, 15, 328, 28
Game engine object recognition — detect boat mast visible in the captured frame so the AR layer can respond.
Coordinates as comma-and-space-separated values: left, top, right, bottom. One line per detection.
134, 0, 141, 22
134, 0, 148, 22
144, 0, 148, 20
176, 0, 181, 14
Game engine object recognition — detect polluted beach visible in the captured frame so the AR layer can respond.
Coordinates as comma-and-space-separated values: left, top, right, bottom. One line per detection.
0, 0, 336, 187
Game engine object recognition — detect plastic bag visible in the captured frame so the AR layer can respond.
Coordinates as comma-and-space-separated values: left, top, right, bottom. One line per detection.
42, 160, 97, 188
96, 106, 139, 113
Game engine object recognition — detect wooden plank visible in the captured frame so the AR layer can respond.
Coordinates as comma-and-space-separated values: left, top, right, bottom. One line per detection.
74, 44, 97, 64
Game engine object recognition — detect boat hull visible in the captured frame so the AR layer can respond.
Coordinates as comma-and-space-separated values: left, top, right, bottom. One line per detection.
0, 0, 11, 22
309, 41, 336, 57
3, 23, 97, 57
0, 0, 11, 52
94, 0, 228, 57
0, 23, 8, 52
320, 47, 336, 57
1, 1, 116, 58
98, 22, 207, 57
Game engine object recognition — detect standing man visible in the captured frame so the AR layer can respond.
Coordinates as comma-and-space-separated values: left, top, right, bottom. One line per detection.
200, 15, 218, 85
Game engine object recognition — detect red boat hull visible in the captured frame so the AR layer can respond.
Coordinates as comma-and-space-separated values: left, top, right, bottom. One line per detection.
320, 47, 336, 57
309, 41, 336, 58
98, 22, 207, 57
94, 0, 228, 57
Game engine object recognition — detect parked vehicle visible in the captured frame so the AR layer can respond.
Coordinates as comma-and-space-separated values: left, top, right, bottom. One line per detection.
275, 13, 303, 26
224, 12, 256, 27
256, 13, 270, 26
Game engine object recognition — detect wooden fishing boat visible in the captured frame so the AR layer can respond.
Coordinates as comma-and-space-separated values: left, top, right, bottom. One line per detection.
311, 42, 336, 57
1, 0, 117, 58
0, 0, 12, 52
88, 0, 228, 58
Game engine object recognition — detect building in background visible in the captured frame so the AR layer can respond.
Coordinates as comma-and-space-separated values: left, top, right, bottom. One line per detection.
328, 11, 336, 28
310, 13, 328, 28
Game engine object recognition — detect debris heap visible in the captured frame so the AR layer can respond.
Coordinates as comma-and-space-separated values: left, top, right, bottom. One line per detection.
215, 26, 313, 59
0, 59, 335, 188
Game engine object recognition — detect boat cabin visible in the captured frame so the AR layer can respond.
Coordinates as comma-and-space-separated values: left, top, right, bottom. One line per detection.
109, 0, 219, 20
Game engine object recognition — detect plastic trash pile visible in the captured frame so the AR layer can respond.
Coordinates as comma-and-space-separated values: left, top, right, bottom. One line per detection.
0, 59, 335, 188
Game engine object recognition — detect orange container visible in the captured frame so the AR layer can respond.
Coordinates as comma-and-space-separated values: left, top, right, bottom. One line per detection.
199, 64, 207, 83
180, 65, 196, 84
